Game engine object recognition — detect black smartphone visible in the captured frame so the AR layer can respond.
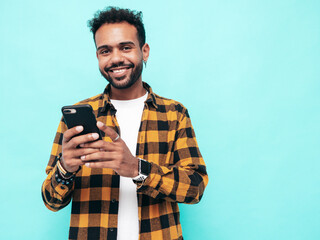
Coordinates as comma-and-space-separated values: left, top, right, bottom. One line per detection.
61, 104, 102, 140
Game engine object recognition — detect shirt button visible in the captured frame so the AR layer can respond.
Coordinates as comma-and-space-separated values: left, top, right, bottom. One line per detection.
111, 199, 116, 203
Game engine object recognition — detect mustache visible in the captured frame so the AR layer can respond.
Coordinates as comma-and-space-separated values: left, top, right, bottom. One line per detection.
105, 63, 134, 72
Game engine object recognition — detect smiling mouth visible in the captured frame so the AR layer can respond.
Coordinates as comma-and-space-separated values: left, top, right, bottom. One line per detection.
106, 63, 134, 72
109, 67, 130, 73
106, 66, 133, 80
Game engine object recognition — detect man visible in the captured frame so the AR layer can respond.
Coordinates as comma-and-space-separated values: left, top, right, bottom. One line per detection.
42, 6, 208, 240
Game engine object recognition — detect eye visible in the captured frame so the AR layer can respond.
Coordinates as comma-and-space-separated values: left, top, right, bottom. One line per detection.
100, 49, 110, 55
122, 46, 132, 51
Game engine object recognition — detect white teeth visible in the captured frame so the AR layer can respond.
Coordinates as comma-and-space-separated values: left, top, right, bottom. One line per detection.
113, 69, 126, 73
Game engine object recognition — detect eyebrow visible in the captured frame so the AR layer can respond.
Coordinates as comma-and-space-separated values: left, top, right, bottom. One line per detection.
96, 41, 136, 51
119, 41, 135, 46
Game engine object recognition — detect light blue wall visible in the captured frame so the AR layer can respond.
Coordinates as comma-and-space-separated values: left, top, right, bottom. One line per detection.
1, 0, 319, 239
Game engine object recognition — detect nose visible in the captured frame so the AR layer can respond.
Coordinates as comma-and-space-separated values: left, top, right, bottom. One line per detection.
110, 49, 124, 65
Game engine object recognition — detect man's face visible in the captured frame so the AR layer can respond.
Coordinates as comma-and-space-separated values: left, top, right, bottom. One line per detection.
95, 22, 149, 89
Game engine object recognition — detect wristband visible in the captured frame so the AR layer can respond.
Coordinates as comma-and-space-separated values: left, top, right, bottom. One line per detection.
57, 153, 80, 179
55, 169, 75, 186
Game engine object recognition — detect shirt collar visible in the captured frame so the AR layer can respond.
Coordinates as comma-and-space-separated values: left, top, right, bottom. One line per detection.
100, 82, 158, 113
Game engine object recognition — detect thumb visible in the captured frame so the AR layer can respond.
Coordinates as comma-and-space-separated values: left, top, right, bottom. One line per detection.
97, 121, 120, 142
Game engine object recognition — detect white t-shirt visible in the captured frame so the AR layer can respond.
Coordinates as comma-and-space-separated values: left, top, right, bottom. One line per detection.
110, 92, 148, 240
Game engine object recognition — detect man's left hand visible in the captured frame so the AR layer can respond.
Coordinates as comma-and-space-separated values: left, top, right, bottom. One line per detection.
79, 121, 139, 178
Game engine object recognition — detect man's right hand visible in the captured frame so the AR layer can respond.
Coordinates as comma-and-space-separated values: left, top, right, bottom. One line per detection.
61, 126, 100, 172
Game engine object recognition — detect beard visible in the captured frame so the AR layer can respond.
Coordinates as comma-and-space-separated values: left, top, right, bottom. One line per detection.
100, 60, 143, 89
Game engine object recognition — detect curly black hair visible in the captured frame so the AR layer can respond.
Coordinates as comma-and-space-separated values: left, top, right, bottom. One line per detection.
88, 6, 146, 48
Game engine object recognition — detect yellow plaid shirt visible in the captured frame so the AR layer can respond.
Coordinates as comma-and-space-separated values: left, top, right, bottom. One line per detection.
42, 82, 208, 240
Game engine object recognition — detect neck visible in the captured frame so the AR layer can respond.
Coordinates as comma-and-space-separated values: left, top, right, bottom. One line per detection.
110, 80, 146, 100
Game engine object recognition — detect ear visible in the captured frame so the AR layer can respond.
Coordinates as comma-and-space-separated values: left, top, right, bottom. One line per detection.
142, 43, 150, 62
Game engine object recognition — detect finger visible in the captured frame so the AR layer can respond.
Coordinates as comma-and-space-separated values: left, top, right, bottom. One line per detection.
97, 121, 120, 142
62, 148, 99, 170
80, 151, 116, 162
70, 158, 86, 166
63, 126, 83, 143
68, 132, 100, 148
84, 160, 114, 169
62, 158, 85, 170
72, 147, 102, 158
80, 140, 116, 151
